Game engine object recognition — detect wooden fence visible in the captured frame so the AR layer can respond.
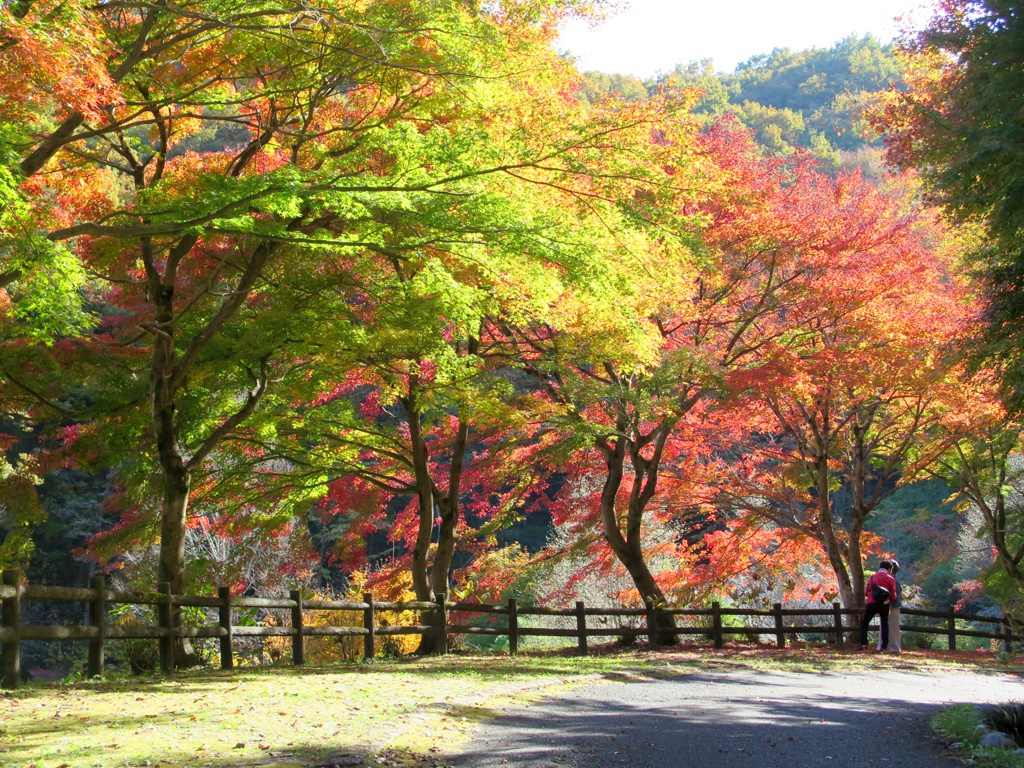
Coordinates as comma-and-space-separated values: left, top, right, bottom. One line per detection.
2, 570, 1019, 689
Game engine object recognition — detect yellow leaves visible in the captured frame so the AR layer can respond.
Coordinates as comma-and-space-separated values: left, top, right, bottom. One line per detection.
547, 288, 659, 372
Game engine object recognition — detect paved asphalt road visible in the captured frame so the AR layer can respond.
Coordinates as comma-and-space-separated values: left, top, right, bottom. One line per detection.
451, 663, 1024, 768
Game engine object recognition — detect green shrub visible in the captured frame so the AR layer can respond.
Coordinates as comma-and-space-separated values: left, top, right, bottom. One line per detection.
904, 631, 937, 649
934, 704, 981, 743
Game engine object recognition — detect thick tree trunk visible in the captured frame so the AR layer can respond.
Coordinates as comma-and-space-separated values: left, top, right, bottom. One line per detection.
597, 432, 678, 645
626, 424, 678, 643
429, 339, 477, 605
817, 467, 855, 611
848, 519, 866, 607
821, 519, 855, 606
157, 467, 190, 596
809, 446, 860, 644
818, 450, 880, 645
431, 416, 469, 600
403, 377, 440, 653
607, 532, 679, 645
431, 497, 458, 601
152, 281, 183, 589
149, 278, 198, 667
847, 419, 871, 613
156, 466, 198, 667
801, 406, 860, 644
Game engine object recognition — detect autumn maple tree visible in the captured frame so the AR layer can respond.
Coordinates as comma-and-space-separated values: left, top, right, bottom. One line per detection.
498, 122, 861, 640
923, 379, 1024, 622
0, 1, 103, 551
284, 241, 560, 650
273, 88, 704, 650
717, 172, 974, 614
1, 0, 627, 626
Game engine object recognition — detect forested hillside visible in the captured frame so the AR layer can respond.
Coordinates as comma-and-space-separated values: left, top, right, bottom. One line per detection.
581, 34, 900, 171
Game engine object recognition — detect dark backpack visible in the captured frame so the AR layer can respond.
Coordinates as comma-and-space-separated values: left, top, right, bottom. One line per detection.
870, 581, 891, 604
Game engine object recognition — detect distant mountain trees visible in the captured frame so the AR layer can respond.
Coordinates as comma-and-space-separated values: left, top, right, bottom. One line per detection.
580, 34, 901, 168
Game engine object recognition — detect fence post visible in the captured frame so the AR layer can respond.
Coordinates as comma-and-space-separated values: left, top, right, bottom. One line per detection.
507, 598, 519, 655
576, 601, 587, 656
290, 589, 305, 666
87, 573, 106, 678
1003, 617, 1012, 654
947, 607, 957, 651
363, 593, 375, 660
832, 602, 844, 649
2, 570, 21, 689
773, 602, 785, 649
434, 592, 447, 655
157, 582, 173, 674
218, 587, 233, 670
712, 601, 724, 649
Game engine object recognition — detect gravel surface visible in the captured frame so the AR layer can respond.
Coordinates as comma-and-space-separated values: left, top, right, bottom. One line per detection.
451, 662, 1024, 768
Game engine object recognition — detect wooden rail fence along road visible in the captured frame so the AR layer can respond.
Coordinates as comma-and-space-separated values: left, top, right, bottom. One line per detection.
2, 570, 1018, 689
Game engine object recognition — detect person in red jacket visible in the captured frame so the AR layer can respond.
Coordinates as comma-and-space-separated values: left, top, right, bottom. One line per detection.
859, 560, 899, 652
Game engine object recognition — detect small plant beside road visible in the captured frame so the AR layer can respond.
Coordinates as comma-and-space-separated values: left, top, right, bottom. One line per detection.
935, 705, 1024, 768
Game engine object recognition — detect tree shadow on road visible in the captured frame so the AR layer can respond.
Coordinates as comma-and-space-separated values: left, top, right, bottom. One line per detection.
450, 670, 1000, 768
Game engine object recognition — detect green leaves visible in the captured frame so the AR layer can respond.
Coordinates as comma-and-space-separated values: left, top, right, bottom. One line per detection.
0, 456, 45, 570
878, 1, 1024, 410
0, 162, 91, 342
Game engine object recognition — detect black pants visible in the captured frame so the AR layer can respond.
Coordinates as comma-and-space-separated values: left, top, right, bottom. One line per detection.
860, 601, 890, 649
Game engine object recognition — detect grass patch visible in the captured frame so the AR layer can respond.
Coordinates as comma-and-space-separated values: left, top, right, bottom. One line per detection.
1, 644, 1017, 768
935, 704, 985, 743
935, 705, 1024, 768
0, 653, 670, 768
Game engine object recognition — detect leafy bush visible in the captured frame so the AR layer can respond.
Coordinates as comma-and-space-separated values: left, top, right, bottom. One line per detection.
903, 631, 936, 649
119, 636, 159, 675
262, 582, 421, 664
109, 604, 158, 674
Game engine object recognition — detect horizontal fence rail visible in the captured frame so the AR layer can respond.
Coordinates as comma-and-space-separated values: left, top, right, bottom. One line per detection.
1, 570, 1018, 689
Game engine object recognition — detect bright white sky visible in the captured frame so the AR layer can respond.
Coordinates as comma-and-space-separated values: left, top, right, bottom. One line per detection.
557, 0, 936, 77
